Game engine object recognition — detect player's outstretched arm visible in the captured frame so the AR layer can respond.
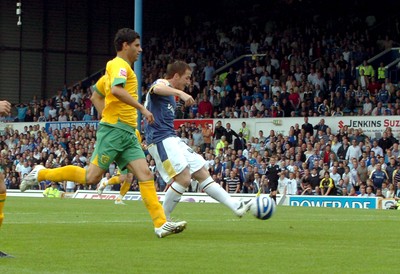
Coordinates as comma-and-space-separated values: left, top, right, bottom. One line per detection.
152, 83, 194, 107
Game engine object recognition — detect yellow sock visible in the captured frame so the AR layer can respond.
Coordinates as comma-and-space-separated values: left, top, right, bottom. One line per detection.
139, 180, 166, 228
120, 180, 131, 196
0, 193, 5, 228
38, 166, 86, 184
107, 176, 120, 186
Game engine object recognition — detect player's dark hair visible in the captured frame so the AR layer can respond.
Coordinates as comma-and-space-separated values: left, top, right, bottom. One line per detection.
165, 61, 191, 79
114, 28, 140, 52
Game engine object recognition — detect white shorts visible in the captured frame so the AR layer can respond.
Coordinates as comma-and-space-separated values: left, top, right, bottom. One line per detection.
148, 137, 206, 183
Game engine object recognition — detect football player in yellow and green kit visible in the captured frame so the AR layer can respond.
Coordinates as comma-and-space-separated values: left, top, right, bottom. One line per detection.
20, 28, 186, 238
92, 74, 138, 205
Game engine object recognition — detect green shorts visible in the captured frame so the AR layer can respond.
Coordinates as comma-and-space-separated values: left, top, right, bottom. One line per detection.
91, 125, 144, 171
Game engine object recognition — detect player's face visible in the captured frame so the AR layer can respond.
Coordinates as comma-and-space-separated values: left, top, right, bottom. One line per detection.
127, 39, 142, 63
177, 69, 192, 90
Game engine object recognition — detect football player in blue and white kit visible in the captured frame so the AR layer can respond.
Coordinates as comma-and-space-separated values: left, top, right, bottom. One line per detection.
144, 61, 252, 220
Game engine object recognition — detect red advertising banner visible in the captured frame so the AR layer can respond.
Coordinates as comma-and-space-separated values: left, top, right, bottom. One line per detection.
173, 119, 214, 131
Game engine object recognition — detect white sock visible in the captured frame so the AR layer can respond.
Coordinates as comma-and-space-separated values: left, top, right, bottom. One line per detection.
116, 194, 123, 201
199, 177, 240, 212
163, 182, 186, 219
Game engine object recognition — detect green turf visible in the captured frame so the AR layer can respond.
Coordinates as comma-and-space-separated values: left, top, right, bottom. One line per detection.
0, 197, 398, 274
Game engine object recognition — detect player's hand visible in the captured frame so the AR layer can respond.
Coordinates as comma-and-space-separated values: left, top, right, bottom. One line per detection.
180, 93, 195, 107
141, 108, 154, 124
0, 100, 11, 116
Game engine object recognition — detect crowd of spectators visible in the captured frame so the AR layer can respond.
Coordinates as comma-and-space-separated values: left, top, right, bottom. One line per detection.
0, 1, 399, 201
1, 116, 399, 201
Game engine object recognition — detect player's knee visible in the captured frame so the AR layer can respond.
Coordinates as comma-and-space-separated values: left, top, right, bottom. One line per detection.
175, 169, 191, 188
192, 167, 210, 183
136, 169, 153, 182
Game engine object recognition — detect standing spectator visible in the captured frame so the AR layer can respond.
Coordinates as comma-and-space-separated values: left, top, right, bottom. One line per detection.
16, 103, 28, 122
288, 88, 300, 111
346, 139, 362, 161
377, 62, 387, 83
82, 109, 92, 121
358, 69, 369, 91
233, 132, 246, 151
313, 118, 329, 135
222, 170, 240, 194
48, 105, 57, 120
201, 122, 212, 150
329, 166, 342, 187
309, 168, 321, 193
198, 95, 213, 118
73, 105, 85, 121
371, 140, 384, 157
359, 60, 375, 79
343, 91, 356, 114
58, 109, 68, 122
377, 83, 390, 105
378, 132, 393, 153
224, 122, 238, 145
192, 125, 204, 149
249, 39, 259, 55
202, 61, 215, 85
301, 116, 314, 136
362, 97, 373, 115
24, 109, 34, 122
335, 79, 347, 98
213, 121, 227, 147
369, 164, 388, 189
337, 138, 350, 161
215, 136, 227, 157
357, 160, 369, 185
238, 121, 250, 142
286, 172, 298, 195
307, 150, 321, 170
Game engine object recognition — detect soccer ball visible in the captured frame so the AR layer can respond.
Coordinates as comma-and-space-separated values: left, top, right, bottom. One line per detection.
250, 195, 276, 220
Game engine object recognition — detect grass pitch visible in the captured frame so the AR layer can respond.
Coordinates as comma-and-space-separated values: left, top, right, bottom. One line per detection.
1, 197, 398, 274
